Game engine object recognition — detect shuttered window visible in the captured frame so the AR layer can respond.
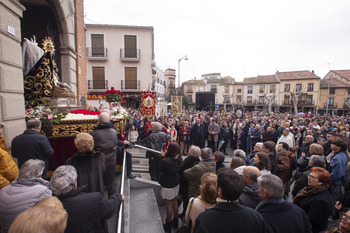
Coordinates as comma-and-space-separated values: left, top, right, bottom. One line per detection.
125, 67, 137, 89
91, 34, 104, 56
124, 35, 137, 58
92, 67, 105, 89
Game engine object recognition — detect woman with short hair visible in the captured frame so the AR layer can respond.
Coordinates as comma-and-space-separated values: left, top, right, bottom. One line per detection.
293, 167, 332, 233
65, 132, 106, 194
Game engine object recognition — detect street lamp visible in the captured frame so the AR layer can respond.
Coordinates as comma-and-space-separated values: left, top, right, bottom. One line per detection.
326, 74, 334, 115
178, 55, 188, 89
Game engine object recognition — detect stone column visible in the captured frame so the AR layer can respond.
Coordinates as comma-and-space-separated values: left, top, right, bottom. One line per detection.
0, 0, 26, 148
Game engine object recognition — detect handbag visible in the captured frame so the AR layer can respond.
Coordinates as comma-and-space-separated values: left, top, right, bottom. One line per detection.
176, 198, 195, 233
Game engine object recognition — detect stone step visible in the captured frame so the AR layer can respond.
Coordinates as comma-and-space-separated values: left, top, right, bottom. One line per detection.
132, 165, 149, 173
129, 187, 163, 233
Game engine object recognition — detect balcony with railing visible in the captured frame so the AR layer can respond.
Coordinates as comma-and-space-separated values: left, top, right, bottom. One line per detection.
324, 102, 338, 108
121, 80, 140, 90
87, 80, 108, 90
186, 89, 193, 93
86, 47, 108, 61
168, 84, 175, 89
120, 48, 141, 62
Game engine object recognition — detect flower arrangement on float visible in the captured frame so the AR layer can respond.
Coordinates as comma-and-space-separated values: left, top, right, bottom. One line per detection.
103, 87, 124, 107
25, 107, 66, 124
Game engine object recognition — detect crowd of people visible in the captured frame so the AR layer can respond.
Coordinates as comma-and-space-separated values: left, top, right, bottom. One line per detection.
126, 109, 350, 233
1, 108, 350, 232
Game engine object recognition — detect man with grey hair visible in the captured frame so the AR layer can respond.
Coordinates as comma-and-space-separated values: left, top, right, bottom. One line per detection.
146, 121, 170, 181
183, 147, 216, 198
0, 159, 51, 232
256, 174, 311, 233
51, 165, 124, 233
233, 149, 246, 160
11, 119, 54, 178
91, 112, 131, 196
238, 166, 262, 209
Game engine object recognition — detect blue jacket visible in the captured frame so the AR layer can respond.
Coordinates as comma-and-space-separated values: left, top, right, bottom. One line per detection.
329, 151, 348, 185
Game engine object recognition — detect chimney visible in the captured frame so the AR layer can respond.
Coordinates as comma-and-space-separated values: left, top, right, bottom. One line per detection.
312, 70, 314, 74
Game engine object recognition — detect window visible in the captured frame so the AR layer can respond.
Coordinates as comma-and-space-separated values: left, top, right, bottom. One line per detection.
284, 95, 290, 105
270, 85, 276, 93
330, 88, 335, 94
328, 98, 334, 106
247, 96, 252, 104
284, 84, 290, 92
124, 35, 137, 58
169, 80, 174, 88
307, 83, 314, 92
225, 86, 230, 93
186, 85, 193, 93
92, 67, 105, 89
237, 89, 242, 93
259, 85, 264, 93
236, 95, 241, 103
211, 85, 217, 92
306, 95, 313, 104
259, 96, 264, 104
125, 67, 137, 89
296, 84, 302, 91
91, 34, 105, 56
248, 86, 253, 94
187, 95, 192, 102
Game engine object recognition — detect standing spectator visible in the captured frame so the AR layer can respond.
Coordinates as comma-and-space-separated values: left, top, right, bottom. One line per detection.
179, 146, 201, 218
146, 122, 170, 181
251, 124, 262, 150
179, 121, 191, 156
324, 132, 336, 157
158, 143, 183, 232
261, 126, 277, 143
65, 133, 106, 194
191, 118, 206, 149
0, 159, 52, 232
208, 119, 220, 152
262, 141, 277, 175
253, 152, 272, 176
219, 121, 230, 155
213, 151, 225, 172
276, 129, 294, 149
132, 114, 140, 129
128, 125, 139, 144
145, 117, 152, 137
193, 168, 266, 233
186, 172, 217, 233
241, 120, 250, 152
11, 119, 54, 178
50, 165, 124, 233
138, 120, 147, 145
232, 119, 242, 150
329, 139, 349, 218
91, 113, 131, 197
276, 142, 291, 192
236, 126, 244, 149
8, 197, 68, 233
238, 166, 262, 209
293, 167, 332, 233
256, 174, 311, 233
169, 123, 177, 143
0, 124, 19, 189
184, 148, 216, 199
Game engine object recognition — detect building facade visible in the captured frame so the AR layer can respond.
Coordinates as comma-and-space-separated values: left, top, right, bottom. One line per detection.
164, 68, 176, 100
85, 24, 155, 109
277, 70, 320, 114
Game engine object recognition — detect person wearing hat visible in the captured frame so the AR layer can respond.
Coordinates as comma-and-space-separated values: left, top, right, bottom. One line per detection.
329, 139, 349, 219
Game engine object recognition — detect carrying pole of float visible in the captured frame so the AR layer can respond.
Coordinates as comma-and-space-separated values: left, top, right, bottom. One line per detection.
134, 144, 162, 154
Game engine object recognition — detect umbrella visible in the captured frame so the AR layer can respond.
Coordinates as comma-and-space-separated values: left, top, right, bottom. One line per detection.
297, 112, 305, 115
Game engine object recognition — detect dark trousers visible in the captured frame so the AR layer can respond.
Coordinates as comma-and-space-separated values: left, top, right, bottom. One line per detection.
149, 156, 160, 181
104, 156, 116, 197
117, 148, 133, 175
220, 140, 228, 154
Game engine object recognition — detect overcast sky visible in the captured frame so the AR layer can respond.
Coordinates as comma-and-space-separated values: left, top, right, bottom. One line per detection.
84, 0, 350, 83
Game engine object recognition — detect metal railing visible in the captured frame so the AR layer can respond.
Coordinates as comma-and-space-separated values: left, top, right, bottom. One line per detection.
86, 47, 108, 57
117, 149, 127, 233
87, 80, 108, 90
120, 48, 141, 59
121, 80, 140, 90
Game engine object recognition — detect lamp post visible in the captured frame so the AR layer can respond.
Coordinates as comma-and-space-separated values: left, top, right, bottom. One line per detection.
178, 55, 188, 89
326, 74, 333, 115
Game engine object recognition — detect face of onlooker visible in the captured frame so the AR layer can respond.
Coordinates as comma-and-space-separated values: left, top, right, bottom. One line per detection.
282, 130, 289, 137
253, 154, 260, 165
326, 134, 335, 142
307, 172, 320, 186
277, 143, 284, 152
340, 211, 350, 231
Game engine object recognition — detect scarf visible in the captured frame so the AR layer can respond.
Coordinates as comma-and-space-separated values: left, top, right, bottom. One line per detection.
293, 185, 328, 205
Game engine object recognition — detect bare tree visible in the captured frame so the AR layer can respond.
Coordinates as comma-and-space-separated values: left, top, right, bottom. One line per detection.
263, 92, 278, 113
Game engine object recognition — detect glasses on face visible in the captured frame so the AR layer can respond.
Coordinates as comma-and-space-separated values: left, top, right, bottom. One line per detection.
307, 174, 318, 180
342, 212, 350, 221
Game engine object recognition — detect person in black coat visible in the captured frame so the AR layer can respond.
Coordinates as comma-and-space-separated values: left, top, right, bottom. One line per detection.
179, 145, 201, 217
191, 119, 206, 149
65, 132, 106, 195
293, 167, 332, 233
261, 127, 277, 143
241, 120, 250, 152
91, 113, 130, 196
219, 121, 230, 155
194, 168, 266, 233
11, 119, 54, 178
51, 165, 124, 233
250, 125, 262, 150
256, 174, 311, 233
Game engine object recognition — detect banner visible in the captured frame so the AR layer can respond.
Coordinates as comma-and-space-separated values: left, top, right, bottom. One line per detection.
171, 96, 182, 115
141, 91, 156, 117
